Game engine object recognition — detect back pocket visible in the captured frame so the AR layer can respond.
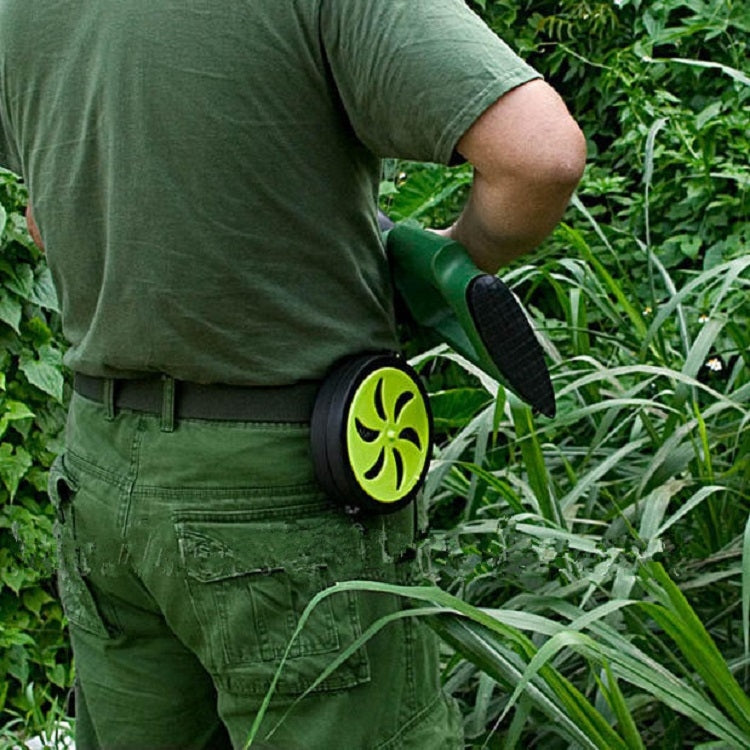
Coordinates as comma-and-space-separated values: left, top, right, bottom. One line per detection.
48, 455, 112, 639
174, 508, 371, 697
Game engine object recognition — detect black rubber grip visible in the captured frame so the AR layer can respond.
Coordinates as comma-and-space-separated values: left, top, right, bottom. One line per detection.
466, 275, 556, 417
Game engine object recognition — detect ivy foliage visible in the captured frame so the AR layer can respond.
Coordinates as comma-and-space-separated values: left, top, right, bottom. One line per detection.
0, 168, 71, 736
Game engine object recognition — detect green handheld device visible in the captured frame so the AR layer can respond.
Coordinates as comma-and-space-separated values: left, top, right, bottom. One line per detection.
384, 220, 556, 418
311, 217, 556, 515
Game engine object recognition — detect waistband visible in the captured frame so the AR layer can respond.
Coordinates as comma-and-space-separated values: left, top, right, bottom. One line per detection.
73, 373, 319, 424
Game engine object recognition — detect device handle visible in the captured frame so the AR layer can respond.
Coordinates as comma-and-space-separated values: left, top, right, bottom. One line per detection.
382, 214, 556, 417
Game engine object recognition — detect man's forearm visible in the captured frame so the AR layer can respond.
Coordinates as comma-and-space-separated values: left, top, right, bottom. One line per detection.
443, 79, 587, 274
446, 161, 582, 273
26, 204, 45, 250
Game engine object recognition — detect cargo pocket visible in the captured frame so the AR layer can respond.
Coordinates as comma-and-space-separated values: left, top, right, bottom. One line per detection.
48, 456, 111, 640
175, 508, 371, 697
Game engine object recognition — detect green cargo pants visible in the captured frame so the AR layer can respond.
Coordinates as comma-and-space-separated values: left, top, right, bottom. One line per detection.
49, 388, 463, 749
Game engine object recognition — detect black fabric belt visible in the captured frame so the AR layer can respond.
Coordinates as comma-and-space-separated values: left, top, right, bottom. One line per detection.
73, 373, 319, 423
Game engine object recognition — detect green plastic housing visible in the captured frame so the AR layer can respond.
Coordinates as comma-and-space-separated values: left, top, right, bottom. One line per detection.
385, 223, 556, 417
387, 224, 503, 379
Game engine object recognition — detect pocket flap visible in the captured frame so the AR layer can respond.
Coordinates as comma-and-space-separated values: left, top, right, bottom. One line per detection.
175, 513, 363, 583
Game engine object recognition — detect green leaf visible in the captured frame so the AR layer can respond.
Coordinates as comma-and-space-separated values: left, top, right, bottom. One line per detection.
2, 567, 30, 595
25, 315, 53, 347
595, 664, 645, 750
0, 443, 33, 499
47, 662, 68, 688
743, 514, 750, 662
22, 587, 54, 617
656, 485, 725, 538
0, 398, 36, 439
643, 117, 668, 191
562, 208, 649, 339
0, 290, 22, 333
433, 618, 618, 750
245, 581, 628, 750
511, 399, 558, 523
559, 436, 650, 511
7, 644, 30, 683
641, 563, 750, 736
430, 388, 492, 428
378, 180, 398, 197
5, 263, 35, 301
2, 399, 36, 422
643, 56, 750, 87
18, 344, 65, 402
695, 100, 724, 130
29, 267, 60, 312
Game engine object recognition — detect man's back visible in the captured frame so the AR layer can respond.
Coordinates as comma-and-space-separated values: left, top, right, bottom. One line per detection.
1, 1, 397, 384
0, 0, 545, 387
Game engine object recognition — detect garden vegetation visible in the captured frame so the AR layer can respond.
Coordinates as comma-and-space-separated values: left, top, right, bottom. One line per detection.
1, 0, 748, 746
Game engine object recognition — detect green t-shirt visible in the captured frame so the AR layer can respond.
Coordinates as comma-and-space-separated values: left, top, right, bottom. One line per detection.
0, 0, 539, 385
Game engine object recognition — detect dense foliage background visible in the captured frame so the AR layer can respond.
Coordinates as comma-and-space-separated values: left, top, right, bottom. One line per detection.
1, 0, 748, 746
0, 172, 70, 744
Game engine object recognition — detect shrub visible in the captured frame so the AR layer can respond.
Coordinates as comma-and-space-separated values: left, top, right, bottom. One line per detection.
0, 168, 72, 739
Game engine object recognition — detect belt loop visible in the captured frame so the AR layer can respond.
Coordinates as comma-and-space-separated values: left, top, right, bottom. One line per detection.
103, 379, 116, 421
160, 376, 176, 433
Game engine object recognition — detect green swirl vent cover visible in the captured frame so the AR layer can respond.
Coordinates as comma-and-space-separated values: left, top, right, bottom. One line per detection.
311, 353, 432, 513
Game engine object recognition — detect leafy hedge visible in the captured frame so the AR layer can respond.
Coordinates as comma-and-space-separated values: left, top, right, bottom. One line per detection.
0, 169, 71, 740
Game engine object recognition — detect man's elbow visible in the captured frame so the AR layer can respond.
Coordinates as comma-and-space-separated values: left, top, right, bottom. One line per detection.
538, 116, 587, 192
461, 79, 587, 195
505, 107, 587, 200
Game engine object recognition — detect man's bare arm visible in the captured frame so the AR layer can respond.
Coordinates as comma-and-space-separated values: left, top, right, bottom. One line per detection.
26, 204, 44, 250
441, 79, 586, 273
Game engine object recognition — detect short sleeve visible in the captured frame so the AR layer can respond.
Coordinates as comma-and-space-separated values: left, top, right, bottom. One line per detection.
320, 0, 541, 164
0, 106, 22, 175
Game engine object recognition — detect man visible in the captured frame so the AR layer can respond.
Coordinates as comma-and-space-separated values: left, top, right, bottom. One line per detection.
0, 1, 585, 748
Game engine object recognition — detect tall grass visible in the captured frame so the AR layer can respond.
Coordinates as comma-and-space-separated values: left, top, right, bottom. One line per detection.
411, 200, 749, 746
244, 159, 749, 746
348, 33, 749, 742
